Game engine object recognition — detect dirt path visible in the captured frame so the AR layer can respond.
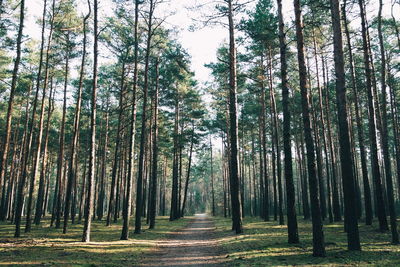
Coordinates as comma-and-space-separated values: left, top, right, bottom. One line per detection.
139, 214, 228, 267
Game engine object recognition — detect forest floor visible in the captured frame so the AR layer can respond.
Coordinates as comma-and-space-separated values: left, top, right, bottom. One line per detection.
214, 216, 400, 266
139, 214, 228, 267
0, 216, 190, 266
1, 215, 400, 266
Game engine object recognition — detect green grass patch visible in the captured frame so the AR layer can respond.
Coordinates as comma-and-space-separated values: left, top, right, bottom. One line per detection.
0, 216, 191, 266
214, 216, 400, 266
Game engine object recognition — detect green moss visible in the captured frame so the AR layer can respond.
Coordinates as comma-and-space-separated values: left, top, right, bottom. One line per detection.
0, 216, 191, 266
214, 216, 400, 266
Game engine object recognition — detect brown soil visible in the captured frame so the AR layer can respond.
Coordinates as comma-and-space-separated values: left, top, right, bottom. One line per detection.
139, 214, 229, 267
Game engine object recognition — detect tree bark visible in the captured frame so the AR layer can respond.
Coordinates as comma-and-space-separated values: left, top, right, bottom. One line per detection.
149, 57, 159, 229
277, 0, 299, 244
293, 0, 325, 256
330, 0, 361, 250
63, 7, 90, 233
377, 0, 398, 243
133, 0, 153, 234
357, 0, 388, 232
82, 0, 96, 242
227, 0, 242, 234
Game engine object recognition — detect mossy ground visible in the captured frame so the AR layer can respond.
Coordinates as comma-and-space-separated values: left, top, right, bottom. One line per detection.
214, 216, 400, 266
0, 216, 191, 266
2, 215, 400, 266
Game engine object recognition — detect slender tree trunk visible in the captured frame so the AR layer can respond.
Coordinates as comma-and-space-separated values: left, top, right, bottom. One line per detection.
227, 0, 242, 234
63, 9, 90, 233
181, 123, 195, 217
55, 35, 71, 229
149, 58, 159, 229
277, 0, 298, 242
24, 0, 50, 232
107, 61, 127, 226
293, 0, 325, 256
377, 0, 398, 243
330, 0, 361, 250
11, 0, 29, 237
210, 135, 216, 216
357, 0, 389, 232
82, 0, 96, 242
134, 0, 153, 234
170, 98, 180, 221
342, 4, 373, 226
121, 0, 139, 239
34, 76, 55, 225
0, 0, 25, 211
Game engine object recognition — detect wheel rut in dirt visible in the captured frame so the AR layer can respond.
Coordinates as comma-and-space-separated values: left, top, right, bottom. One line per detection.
139, 214, 228, 267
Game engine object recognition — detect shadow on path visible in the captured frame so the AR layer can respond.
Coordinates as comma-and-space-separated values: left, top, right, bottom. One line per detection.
139, 214, 229, 267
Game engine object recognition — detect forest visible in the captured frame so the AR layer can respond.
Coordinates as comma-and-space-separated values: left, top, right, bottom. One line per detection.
1, 0, 400, 266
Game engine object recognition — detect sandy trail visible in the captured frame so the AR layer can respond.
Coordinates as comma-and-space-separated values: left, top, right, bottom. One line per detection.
139, 214, 228, 267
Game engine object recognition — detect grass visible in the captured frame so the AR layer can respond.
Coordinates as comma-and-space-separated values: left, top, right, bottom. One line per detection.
2, 215, 400, 266
213, 216, 400, 266
0, 216, 191, 266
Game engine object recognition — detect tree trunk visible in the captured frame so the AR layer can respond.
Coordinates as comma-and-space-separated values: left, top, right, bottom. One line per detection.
63, 8, 89, 233
227, 0, 242, 234
357, 0, 389, 232
149, 58, 159, 229
181, 122, 195, 217
134, 0, 153, 234
0, 0, 25, 212
293, 0, 325, 256
342, 4, 373, 226
210, 135, 216, 216
82, 0, 96, 242
377, 0, 398, 243
276, 0, 299, 238
330, 0, 361, 250
170, 98, 180, 221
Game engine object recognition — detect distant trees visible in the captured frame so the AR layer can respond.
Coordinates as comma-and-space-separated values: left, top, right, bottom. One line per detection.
1, 0, 400, 259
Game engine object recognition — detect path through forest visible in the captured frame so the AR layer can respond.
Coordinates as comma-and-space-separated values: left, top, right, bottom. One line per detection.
139, 214, 228, 266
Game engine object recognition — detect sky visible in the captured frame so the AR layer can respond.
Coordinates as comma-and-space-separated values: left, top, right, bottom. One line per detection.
26, 0, 294, 84
26, 0, 400, 85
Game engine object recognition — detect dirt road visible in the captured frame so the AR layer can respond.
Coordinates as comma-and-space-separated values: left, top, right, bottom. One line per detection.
139, 214, 228, 267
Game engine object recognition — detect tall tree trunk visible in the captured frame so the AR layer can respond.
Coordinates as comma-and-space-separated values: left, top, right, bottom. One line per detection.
323, 58, 341, 222
55, 34, 71, 229
210, 135, 216, 216
121, 0, 139, 239
330, 0, 361, 250
170, 98, 180, 221
342, 3, 373, 226
227, 0, 242, 234
63, 9, 90, 233
107, 60, 127, 226
82, 0, 96, 242
377, 0, 399, 244
293, 0, 325, 256
11, 0, 28, 237
311, 30, 327, 221
0, 0, 25, 211
97, 102, 109, 221
357, 0, 389, 232
134, 0, 153, 234
181, 122, 195, 217
34, 75, 55, 225
277, 0, 298, 242
24, 0, 50, 232
149, 58, 159, 229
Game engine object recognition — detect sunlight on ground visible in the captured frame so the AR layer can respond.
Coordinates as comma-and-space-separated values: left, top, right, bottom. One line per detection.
214, 216, 400, 266
0, 216, 191, 266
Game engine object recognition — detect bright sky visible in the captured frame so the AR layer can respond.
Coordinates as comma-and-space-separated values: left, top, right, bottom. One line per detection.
26, 0, 399, 85
26, 0, 294, 84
